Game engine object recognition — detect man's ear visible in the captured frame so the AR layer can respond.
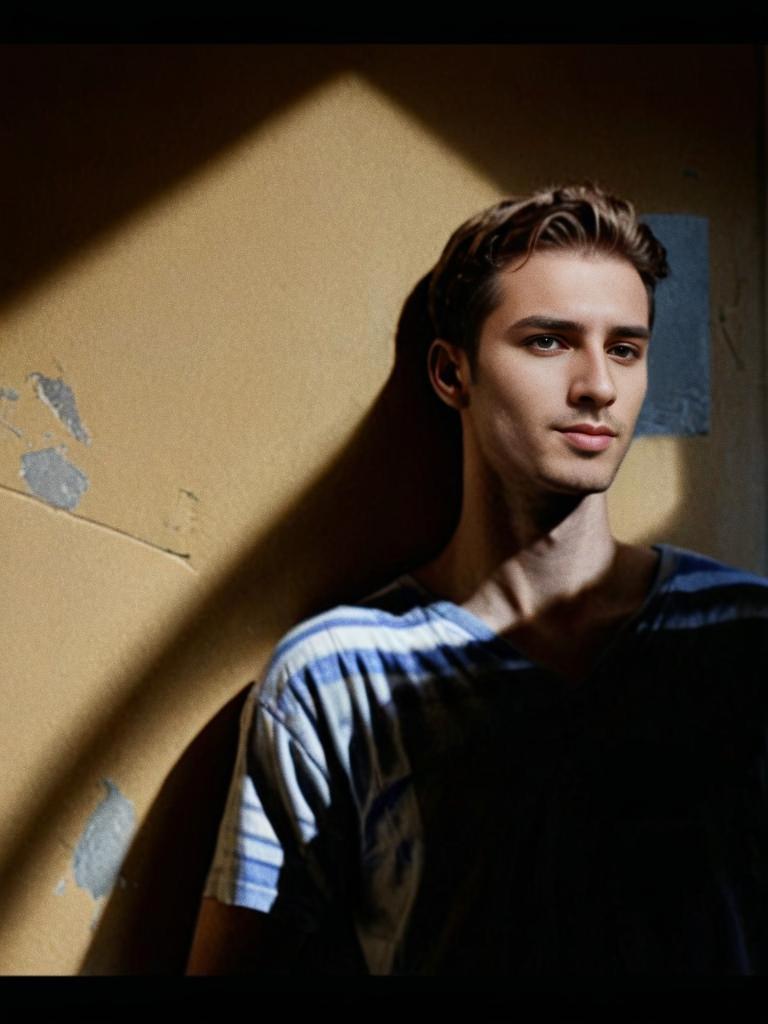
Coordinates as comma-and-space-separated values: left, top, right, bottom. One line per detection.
427, 339, 470, 410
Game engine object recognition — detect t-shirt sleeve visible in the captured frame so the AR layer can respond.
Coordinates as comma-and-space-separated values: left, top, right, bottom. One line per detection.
203, 681, 283, 913
203, 654, 356, 937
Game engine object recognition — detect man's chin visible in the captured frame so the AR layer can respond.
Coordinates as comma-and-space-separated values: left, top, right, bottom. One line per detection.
538, 471, 615, 497
539, 451, 627, 496
492, 457, 620, 501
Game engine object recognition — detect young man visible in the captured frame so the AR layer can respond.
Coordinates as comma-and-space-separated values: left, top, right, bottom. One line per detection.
188, 184, 768, 975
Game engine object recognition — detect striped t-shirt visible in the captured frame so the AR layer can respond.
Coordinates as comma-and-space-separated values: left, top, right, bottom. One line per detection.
204, 543, 768, 974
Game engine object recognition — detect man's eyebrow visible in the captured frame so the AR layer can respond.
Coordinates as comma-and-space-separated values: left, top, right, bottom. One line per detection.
509, 315, 651, 340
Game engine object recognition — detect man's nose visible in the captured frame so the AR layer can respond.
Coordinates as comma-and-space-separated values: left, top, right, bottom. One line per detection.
567, 348, 617, 408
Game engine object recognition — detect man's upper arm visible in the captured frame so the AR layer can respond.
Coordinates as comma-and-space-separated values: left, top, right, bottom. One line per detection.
186, 897, 302, 975
188, 643, 365, 974
186, 897, 267, 974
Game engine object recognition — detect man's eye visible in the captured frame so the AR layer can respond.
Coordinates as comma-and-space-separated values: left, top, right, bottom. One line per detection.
610, 344, 641, 360
527, 335, 564, 351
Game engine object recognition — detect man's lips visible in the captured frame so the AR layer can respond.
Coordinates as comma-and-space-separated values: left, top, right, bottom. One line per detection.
555, 424, 617, 452
557, 423, 617, 436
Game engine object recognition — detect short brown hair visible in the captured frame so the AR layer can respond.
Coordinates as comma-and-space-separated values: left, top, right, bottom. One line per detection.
428, 182, 669, 367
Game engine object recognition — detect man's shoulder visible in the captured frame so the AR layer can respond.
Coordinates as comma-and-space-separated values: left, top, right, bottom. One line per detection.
661, 544, 768, 596
656, 543, 768, 627
257, 575, 436, 698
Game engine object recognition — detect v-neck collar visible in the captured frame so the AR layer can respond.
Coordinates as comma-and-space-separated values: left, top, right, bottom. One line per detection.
399, 543, 681, 686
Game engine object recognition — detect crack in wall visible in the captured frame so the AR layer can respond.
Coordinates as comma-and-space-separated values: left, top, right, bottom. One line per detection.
0, 417, 25, 441
0, 480, 198, 573
0, 387, 26, 443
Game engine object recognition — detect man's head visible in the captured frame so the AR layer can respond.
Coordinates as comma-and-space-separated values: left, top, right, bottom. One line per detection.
424, 184, 669, 500
428, 182, 668, 375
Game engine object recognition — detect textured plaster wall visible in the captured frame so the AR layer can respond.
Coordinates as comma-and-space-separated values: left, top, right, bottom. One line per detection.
0, 44, 763, 974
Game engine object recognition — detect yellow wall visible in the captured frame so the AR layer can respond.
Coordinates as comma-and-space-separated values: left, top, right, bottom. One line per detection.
0, 44, 764, 973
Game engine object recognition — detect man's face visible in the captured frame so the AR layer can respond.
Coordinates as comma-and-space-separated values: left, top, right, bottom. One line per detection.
459, 249, 651, 498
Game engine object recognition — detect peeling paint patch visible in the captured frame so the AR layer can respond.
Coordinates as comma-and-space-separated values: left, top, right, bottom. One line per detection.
73, 779, 135, 901
54, 877, 67, 896
0, 386, 19, 401
29, 373, 91, 445
20, 447, 89, 509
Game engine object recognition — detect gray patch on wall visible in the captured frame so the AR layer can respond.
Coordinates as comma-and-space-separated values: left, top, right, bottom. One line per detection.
20, 447, 89, 509
636, 214, 710, 436
29, 373, 91, 445
73, 779, 136, 901
0, 386, 19, 401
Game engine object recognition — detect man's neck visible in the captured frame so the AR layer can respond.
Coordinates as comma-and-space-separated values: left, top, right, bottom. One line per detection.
413, 482, 650, 636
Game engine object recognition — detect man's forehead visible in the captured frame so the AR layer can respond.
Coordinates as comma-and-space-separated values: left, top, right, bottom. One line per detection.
491, 250, 650, 325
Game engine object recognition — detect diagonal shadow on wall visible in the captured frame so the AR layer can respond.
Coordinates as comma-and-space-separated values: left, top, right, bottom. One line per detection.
1, 44, 344, 312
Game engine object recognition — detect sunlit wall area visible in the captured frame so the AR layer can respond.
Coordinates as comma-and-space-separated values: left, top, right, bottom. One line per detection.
0, 44, 763, 974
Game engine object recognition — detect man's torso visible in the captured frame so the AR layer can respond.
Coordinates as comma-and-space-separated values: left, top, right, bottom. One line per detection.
206, 544, 768, 974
